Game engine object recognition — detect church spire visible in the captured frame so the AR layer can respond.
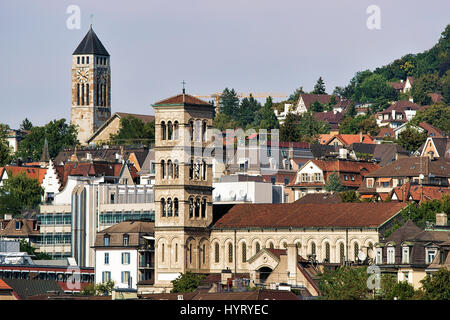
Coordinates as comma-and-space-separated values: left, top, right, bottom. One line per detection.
73, 26, 109, 56
41, 137, 50, 163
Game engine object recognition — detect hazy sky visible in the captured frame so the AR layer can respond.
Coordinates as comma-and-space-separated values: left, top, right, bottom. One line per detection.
1, 0, 449, 129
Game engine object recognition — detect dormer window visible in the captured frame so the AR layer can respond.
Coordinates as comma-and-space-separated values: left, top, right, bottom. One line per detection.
426, 247, 437, 264
387, 246, 395, 264
104, 235, 110, 246
15, 221, 21, 230
402, 246, 410, 264
376, 248, 383, 264
123, 235, 129, 246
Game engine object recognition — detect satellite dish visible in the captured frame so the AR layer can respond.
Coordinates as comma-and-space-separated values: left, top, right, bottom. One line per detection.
358, 250, 366, 261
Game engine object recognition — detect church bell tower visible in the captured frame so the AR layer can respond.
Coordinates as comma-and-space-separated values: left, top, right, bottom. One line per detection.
71, 26, 111, 145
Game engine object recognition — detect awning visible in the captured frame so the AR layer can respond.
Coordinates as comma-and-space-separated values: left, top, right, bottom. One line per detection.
378, 178, 392, 183
143, 236, 155, 240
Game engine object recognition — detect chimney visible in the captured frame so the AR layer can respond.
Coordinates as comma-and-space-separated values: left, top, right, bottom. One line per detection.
287, 244, 297, 285
359, 131, 363, 143
436, 212, 448, 227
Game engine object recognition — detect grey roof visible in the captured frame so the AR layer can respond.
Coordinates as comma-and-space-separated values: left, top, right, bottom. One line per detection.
372, 144, 409, 167
349, 143, 377, 155
3, 279, 63, 299
73, 26, 109, 56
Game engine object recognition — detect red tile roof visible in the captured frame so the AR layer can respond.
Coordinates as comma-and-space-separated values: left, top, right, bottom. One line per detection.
419, 122, 446, 138
154, 94, 213, 106
427, 93, 443, 103
213, 202, 408, 229
376, 127, 395, 139
391, 183, 450, 203
3, 166, 47, 184
0, 279, 12, 290
319, 134, 375, 145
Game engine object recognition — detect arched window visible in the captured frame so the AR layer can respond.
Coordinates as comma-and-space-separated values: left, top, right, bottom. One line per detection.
167, 198, 173, 217
175, 243, 178, 262
161, 160, 165, 179
325, 243, 330, 262
189, 159, 194, 180
242, 243, 247, 262
189, 243, 193, 264
174, 121, 179, 140
201, 198, 207, 218
268, 242, 274, 249
174, 160, 179, 178
202, 121, 207, 142
189, 197, 194, 218
96, 83, 99, 105
161, 198, 166, 217
311, 242, 316, 256
162, 243, 165, 262
82, 56, 85, 64
194, 161, 200, 180
167, 121, 173, 140
77, 84, 80, 105
203, 244, 206, 265
228, 243, 233, 263
161, 122, 167, 140
202, 160, 207, 180
354, 243, 359, 261
256, 242, 261, 254
340, 243, 345, 264
86, 84, 89, 105
195, 197, 200, 217
167, 160, 173, 178
189, 120, 194, 141
81, 84, 85, 105
174, 198, 179, 216
215, 243, 220, 263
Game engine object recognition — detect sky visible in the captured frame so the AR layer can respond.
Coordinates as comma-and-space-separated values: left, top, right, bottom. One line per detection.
0, 0, 449, 129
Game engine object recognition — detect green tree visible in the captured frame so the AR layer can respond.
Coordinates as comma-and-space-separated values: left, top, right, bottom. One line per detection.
0, 172, 44, 215
442, 70, 450, 104
339, 190, 361, 203
219, 88, 240, 121
419, 268, 450, 300
19, 239, 51, 260
410, 102, 450, 132
0, 124, 12, 166
110, 116, 155, 147
16, 119, 78, 161
411, 73, 442, 105
19, 118, 33, 131
310, 100, 324, 113
312, 77, 326, 94
379, 274, 416, 300
325, 172, 345, 193
171, 272, 206, 293
354, 73, 398, 103
259, 97, 279, 130
318, 266, 370, 300
280, 113, 302, 142
339, 115, 380, 136
397, 126, 428, 152
238, 95, 262, 129
296, 111, 329, 143
213, 113, 238, 131
288, 86, 304, 102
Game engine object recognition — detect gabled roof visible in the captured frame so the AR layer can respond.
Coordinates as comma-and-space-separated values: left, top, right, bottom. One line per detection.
372, 143, 409, 167
0, 218, 39, 237
3, 166, 47, 184
212, 202, 407, 229
2, 279, 63, 300
298, 94, 334, 109
0, 279, 12, 291
73, 26, 109, 56
419, 137, 450, 158
384, 220, 422, 244
153, 94, 213, 107
418, 122, 446, 138
319, 134, 375, 146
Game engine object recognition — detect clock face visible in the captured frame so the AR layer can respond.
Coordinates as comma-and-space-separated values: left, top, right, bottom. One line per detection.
76, 68, 89, 83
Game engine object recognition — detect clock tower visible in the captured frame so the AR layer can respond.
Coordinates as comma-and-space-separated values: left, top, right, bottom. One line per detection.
71, 25, 111, 145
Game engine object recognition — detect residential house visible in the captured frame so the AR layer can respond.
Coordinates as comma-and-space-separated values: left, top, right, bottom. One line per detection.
0, 165, 47, 187
375, 101, 421, 129
358, 157, 450, 200
390, 76, 414, 95
318, 133, 375, 147
375, 214, 449, 289
393, 122, 447, 140
93, 221, 155, 290
0, 214, 40, 247
290, 159, 380, 200
418, 137, 450, 159
389, 182, 450, 203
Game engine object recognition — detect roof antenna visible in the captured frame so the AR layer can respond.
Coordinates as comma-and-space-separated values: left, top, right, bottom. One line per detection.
90, 13, 94, 29
181, 80, 186, 102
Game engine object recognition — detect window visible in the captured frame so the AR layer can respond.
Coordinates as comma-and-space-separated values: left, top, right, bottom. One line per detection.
174, 198, 179, 216
202, 121, 207, 142
82, 56, 85, 64
351, 175, 355, 181
228, 243, 233, 263
161, 122, 166, 140
194, 161, 200, 179
87, 57, 89, 64
402, 246, 410, 264
161, 160, 165, 179
202, 160, 207, 180
174, 160, 179, 178
104, 236, 110, 246
284, 178, 290, 185
86, 83, 89, 105
189, 198, 194, 218
314, 173, 321, 182
162, 244, 165, 262
367, 178, 374, 188
344, 175, 348, 181
161, 198, 166, 217
340, 243, 345, 264
215, 243, 220, 263
15, 221, 21, 230
121, 271, 130, 284
387, 247, 395, 264
376, 248, 383, 264
242, 243, 247, 262
426, 248, 437, 264
122, 252, 130, 265
195, 197, 200, 217
189, 120, 194, 141
189, 159, 194, 179
102, 271, 111, 282
175, 244, 178, 262
311, 242, 316, 256
123, 235, 129, 246
104, 252, 109, 265
167, 198, 173, 217
167, 121, 173, 140
77, 57, 80, 64
174, 121, 179, 140
301, 173, 309, 182
202, 244, 206, 265
189, 243, 192, 264
255, 242, 260, 254
201, 198, 207, 218
325, 243, 330, 262
77, 84, 80, 105
270, 177, 276, 184
354, 243, 359, 261
81, 83, 85, 105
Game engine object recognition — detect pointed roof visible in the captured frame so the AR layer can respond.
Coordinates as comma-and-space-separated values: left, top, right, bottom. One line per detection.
73, 26, 109, 56
153, 94, 213, 107
41, 137, 50, 162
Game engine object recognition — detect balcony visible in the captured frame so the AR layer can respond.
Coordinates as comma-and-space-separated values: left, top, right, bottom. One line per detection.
139, 261, 154, 269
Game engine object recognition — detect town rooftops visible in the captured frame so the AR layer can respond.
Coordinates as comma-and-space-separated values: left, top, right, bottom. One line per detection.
94, 221, 155, 247
153, 94, 213, 107
365, 157, 450, 178
2, 165, 47, 184
294, 193, 342, 204
73, 26, 109, 56
212, 202, 408, 229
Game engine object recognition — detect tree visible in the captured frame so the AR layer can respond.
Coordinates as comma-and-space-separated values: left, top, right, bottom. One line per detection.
419, 268, 450, 300
288, 86, 304, 102
19, 118, 33, 131
280, 113, 302, 142
411, 73, 442, 105
219, 88, 240, 121
325, 172, 345, 193
410, 102, 450, 133
238, 94, 262, 129
280, 112, 329, 143
397, 126, 428, 152
339, 115, 380, 136
0, 172, 44, 215
80, 280, 115, 296
171, 272, 206, 293
378, 274, 416, 300
339, 190, 361, 203
213, 113, 238, 131
310, 100, 324, 113
442, 70, 450, 104
353, 73, 398, 103
110, 116, 155, 147
16, 119, 78, 161
19, 239, 51, 260
259, 97, 279, 130
0, 124, 12, 166
399, 195, 450, 228
318, 266, 370, 300
312, 77, 326, 94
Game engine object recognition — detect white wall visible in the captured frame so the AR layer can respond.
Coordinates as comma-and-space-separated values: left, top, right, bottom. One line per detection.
95, 248, 138, 289
212, 181, 273, 203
